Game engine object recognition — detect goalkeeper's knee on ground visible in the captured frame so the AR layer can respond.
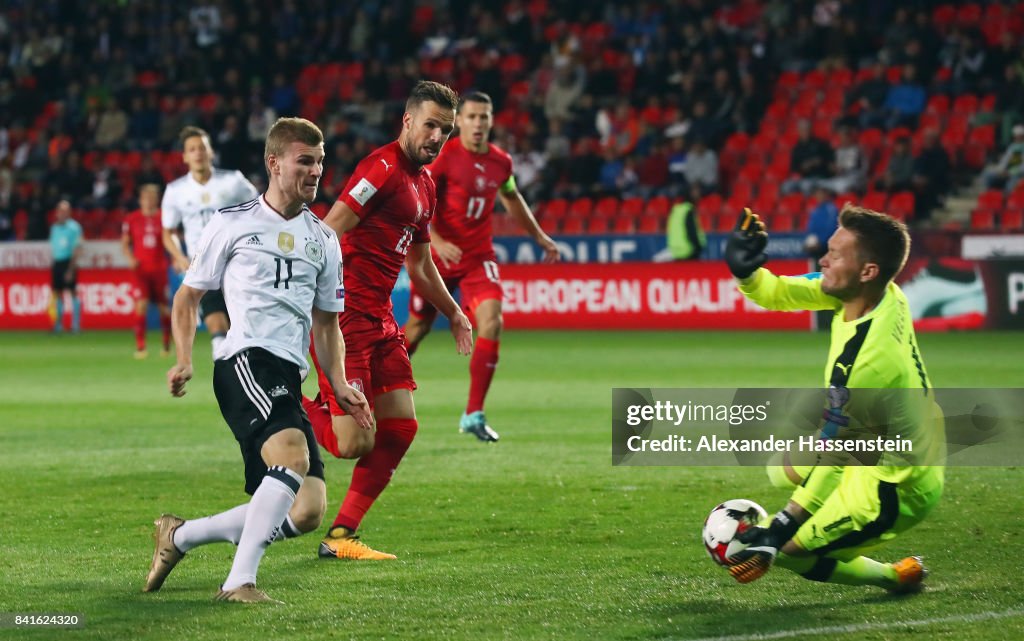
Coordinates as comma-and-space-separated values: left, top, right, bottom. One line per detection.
765, 453, 811, 489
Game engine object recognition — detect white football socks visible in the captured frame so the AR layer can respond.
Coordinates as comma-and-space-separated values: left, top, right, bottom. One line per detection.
222, 466, 303, 590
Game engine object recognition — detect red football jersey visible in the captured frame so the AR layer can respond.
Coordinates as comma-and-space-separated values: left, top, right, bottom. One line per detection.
430, 138, 513, 272
339, 140, 435, 320
123, 210, 168, 270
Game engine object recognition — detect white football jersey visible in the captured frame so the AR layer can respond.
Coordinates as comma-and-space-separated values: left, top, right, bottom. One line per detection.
183, 195, 345, 374
162, 168, 259, 258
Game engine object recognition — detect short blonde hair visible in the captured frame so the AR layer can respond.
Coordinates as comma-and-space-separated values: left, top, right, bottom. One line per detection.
264, 117, 324, 162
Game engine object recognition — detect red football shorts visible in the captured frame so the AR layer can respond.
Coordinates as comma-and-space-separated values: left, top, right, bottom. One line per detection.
409, 259, 504, 322
312, 312, 416, 415
133, 267, 169, 305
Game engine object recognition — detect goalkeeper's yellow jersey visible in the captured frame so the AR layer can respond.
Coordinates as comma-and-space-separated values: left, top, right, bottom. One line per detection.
739, 268, 946, 490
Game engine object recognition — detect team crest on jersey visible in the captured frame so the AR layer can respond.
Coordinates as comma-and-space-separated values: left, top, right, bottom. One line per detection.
305, 240, 323, 263
348, 378, 364, 393
475, 175, 487, 192
201, 192, 211, 204
278, 232, 294, 253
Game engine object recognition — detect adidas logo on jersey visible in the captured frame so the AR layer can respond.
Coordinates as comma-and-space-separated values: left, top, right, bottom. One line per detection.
246, 235, 262, 246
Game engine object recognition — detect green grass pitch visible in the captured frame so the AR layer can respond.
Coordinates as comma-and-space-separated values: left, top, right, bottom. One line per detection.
0, 330, 1022, 640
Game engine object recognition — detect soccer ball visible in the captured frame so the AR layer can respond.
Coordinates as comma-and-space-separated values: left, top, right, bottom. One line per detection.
702, 499, 767, 567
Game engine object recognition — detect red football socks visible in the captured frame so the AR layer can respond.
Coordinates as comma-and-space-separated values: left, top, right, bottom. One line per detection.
331, 417, 418, 531
302, 395, 341, 458
135, 314, 147, 350
466, 337, 499, 414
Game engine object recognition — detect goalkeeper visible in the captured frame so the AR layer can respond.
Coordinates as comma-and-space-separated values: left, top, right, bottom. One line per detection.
724, 206, 945, 591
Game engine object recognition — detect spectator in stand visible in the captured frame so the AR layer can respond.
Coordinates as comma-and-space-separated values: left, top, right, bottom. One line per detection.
666, 136, 688, 196
995, 65, 1024, 146
89, 156, 122, 209
598, 147, 625, 196
912, 130, 951, 221
876, 136, 915, 192
50, 151, 93, 204
847, 61, 889, 130
732, 72, 768, 135
597, 100, 640, 157
636, 141, 669, 198
686, 100, 719, 149
544, 63, 585, 124
783, 119, 833, 194
94, 98, 129, 150
884, 65, 926, 130
135, 154, 164, 188
559, 137, 603, 199
803, 185, 839, 263
817, 126, 867, 194
682, 138, 719, 200
619, 157, 640, 197
0, 169, 16, 241
126, 94, 162, 150
950, 32, 987, 96
511, 137, 548, 204
983, 125, 1024, 193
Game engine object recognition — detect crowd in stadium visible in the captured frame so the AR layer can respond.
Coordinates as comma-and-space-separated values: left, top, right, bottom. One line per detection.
1, 0, 1024, 241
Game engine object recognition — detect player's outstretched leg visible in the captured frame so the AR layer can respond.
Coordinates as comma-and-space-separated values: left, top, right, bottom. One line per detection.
780, 553, 928, 591
143, 514, 185, 592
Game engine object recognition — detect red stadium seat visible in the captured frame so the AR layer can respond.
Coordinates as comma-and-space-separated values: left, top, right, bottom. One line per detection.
952, 94, 979, 115
970, 209, 996, 230
729, 180, 754, 204
620, 197, 644, 218
611, 215, 634, 234
697, 193, 723, 219
539, 217, 560, 235
768, 212, 794, 232
933, 4, 957, 31
544, 198, 569, 220
569, 197, 593, 218
777, 193, 805, 217
561, 217, 586, 235
969, 125, 996, 151
1007, 189, 1024, 211
588, 217, 611, 234
637, 214, 662, 234
594, 196, 619, 219
862, 191, 888, 212
978, 190, 1004, 212
888, 191, 915, 220
646, 195, 671, 217
1002, 209, 1024, 230
925, 94, 950, 116
834, 192, 858, 211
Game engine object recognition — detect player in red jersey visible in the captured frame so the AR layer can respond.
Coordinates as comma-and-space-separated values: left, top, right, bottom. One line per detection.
121, 183, 171, 358
403, 92, 559, 442
304, 81, 473, 560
